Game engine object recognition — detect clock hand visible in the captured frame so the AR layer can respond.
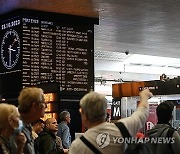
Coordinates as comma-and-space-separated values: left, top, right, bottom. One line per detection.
11, 38, 17, 47
8, 48, 16, 52
7, 38, 19, 67
8, 44, 16, 66
8, 45, 12, 66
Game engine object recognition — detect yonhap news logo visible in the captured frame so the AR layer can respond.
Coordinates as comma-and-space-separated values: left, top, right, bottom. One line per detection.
115, 137, 175, 144
96, 132, 110, 148
144, 137, 175, 144
96, 133, 175, 148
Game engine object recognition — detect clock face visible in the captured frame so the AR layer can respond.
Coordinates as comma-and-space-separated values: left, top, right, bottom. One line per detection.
1, 29, 20, 69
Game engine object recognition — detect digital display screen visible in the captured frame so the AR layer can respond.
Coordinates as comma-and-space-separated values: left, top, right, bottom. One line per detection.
0, 9, 96, 97
21, 16, 94, 93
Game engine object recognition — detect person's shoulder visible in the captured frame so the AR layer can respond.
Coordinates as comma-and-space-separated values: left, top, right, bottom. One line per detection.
172, 129, 180, 138
58, 122, 67, 127
39, 131, 53, 140
72, 137, 81, 144
177, 127, 180, 133
69, 138, 83, 153
69, 138, 81, 148
58, 122, 63, 125
41, 134, 55, 145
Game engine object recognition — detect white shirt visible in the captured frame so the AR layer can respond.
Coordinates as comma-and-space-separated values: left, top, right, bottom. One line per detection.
69, 107, 148, 154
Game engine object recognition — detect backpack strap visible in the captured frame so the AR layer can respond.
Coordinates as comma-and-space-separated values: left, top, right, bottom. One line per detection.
166, 128, 175, 154
115, 122, 132, 139
80, 136, 102, 154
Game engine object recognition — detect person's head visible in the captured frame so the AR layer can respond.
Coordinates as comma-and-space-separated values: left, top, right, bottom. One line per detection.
79, 91, 107, 127
0, 103, 20, 136
45, 118, 58, 133
59, 111, 71, 124
156, 101, 174, 123
32, 119, 45, 134
18, 87, 46, 123
124, 143, 152, 154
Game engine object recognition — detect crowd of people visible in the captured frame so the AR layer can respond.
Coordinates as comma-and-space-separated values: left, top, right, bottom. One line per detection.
0, 87, 180, 154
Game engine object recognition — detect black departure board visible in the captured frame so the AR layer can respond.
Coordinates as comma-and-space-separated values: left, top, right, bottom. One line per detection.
0, 9, 97, 97
21, 17, 94, 92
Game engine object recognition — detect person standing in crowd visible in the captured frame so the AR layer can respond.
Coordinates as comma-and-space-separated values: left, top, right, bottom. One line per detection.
57, 111, 71, 149
34, 118, 64, 154
69, 89, 152, 154
0, 103, 26, 154
32, 119, 45, 140
146, 101, 180, 154
18, 87, 46, 154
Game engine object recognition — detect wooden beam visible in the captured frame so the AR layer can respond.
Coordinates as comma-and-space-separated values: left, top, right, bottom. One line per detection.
0, 0, 98, 18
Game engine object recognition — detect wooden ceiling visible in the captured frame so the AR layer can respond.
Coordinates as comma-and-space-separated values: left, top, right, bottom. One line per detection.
0, 0, 98, 17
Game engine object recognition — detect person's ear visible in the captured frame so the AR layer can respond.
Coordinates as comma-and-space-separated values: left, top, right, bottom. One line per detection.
32, 102, 38, 111
82, 112, 89, 122
46, 124, 49, 128
35, 123, 39, 128
83, 113, 91, 128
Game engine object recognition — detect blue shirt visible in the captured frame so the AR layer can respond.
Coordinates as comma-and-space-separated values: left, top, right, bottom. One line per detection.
57, 121, 71, 148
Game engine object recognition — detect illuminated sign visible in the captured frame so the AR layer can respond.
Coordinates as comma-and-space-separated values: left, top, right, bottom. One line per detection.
44, 93, 56, 102
45, 103, 51, 112
42, 113, 58, 121
43, 93, 58, 120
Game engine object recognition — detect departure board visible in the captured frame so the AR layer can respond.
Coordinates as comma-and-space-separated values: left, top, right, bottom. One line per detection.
0, 9, 97, 96
21, 17, 94, 93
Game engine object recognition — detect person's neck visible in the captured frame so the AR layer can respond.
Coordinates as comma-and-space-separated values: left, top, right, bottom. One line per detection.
33, 127, 39, 133
45, 128, 56, 135
20, 113, 34, 124
88, 120, 105, 129
62, 121, 67, 124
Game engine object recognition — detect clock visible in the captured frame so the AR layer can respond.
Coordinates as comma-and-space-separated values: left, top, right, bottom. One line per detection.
1, 29, 20, 69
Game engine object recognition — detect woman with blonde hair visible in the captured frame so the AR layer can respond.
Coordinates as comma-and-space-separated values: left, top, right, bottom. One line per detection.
0, 103, 26, 154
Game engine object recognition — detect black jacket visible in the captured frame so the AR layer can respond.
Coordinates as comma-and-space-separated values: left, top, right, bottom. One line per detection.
146, 123, 180, 154
35, 128, 64, 154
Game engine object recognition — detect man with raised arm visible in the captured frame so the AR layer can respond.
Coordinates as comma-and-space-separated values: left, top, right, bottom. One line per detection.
69, 89, 152, 154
